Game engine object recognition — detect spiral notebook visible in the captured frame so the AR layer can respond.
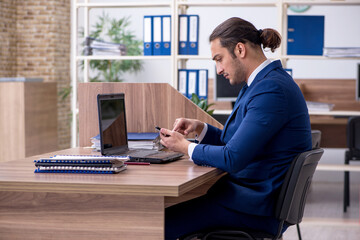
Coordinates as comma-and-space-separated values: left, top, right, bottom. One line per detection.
34, 155, 128, 174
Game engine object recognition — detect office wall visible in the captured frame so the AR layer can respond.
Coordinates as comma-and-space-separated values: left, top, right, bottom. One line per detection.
0, 0, 71, 150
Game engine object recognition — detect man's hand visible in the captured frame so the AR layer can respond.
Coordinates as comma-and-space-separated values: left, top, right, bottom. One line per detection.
159, 128, 190, 155
172, 118, 204, 136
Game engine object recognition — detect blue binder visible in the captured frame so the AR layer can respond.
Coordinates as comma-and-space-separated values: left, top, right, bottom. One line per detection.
143, 16, 153, 56
178, 69, 188, 97
153, 16, 162, 55
187, 69, 198, 99
161, 15, 171, 55
198, 69, 208, 100
287, 15, 325, 56
188, 15, 199, 55
179, 15, 188, 55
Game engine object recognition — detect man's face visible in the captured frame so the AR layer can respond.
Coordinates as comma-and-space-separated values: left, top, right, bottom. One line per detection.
211, 38, 246, 85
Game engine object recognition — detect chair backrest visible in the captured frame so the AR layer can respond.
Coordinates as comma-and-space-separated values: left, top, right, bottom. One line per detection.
347, 116, 360, 156
311, 130, 321, 149
275, 148, 324, 225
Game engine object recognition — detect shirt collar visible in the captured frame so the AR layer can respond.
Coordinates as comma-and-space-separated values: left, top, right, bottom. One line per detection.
247, 59, 272, 87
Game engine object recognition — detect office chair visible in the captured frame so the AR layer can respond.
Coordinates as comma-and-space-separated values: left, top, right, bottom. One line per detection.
343, 116, 360, 212
311, 130, 321, 149
181, 148, 324, 240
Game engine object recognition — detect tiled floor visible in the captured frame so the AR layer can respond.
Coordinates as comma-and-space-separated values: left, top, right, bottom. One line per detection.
283, 181, 360, 240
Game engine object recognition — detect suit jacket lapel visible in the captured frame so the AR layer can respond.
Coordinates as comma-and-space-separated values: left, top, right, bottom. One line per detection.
220, 60, 283, 142
221, 84, 247, 139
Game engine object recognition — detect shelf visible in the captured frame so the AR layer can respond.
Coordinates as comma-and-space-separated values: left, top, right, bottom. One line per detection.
177, 55, 212, 60
77, 55, 360, 61
176, 0, 276, 7
71, 0, 359, 147
76, 2, 172, 8
76, 55, 172, 61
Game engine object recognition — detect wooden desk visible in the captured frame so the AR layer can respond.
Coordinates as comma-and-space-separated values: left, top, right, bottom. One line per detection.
0, 148, 224, 240
309, 111, 360, 148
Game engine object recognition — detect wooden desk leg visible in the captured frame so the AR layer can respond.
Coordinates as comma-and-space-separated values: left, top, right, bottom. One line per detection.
0, 191, 165, 240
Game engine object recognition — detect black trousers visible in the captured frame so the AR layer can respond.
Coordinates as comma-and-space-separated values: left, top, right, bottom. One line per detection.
165, 194, 286, 240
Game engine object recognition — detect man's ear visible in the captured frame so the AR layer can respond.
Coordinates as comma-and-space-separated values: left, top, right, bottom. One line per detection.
235, 42, 246, 58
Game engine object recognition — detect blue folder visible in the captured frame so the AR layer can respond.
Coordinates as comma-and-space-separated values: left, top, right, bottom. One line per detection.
179, 15, 188, 55
161, 15, 171, 55
287, 15, 325, 56
188, 15, 199, 55
178, 69, 188, 97
143, 16, 153, 56
127, 132, 159, 141
153, 16, 162, 55
198, 69, 208, 100
187, 69, 198, 99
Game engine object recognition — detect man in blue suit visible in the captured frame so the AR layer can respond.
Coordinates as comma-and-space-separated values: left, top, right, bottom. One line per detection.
160, 17, 312, 240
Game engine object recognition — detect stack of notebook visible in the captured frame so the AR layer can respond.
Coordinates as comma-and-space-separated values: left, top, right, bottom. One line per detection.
34, 155, 129, 174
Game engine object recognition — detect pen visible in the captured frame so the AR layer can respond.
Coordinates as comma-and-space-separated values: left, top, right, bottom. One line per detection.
155, 126, 170, 137
125, 162, 150, 165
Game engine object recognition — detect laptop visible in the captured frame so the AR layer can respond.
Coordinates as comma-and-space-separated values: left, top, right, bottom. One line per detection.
97, 93, 184, 163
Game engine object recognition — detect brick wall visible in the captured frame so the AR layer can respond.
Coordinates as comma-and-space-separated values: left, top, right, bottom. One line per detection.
0, 0, 71, 150
0, 0, 17, 76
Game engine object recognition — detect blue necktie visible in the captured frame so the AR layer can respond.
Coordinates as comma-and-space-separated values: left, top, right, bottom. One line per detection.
234, 83, 248, 107
221, 83, 248, 139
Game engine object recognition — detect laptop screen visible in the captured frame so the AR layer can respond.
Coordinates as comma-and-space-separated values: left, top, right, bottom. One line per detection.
97, 93, 128, 155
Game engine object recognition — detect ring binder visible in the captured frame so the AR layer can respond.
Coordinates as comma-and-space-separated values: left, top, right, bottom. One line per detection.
198, 69, 208, 100
143, 16, 153, 56
179, 15, 188, 55
161, 15, 171, 55
153, 16, 162, 55
178, 69, 188, 97
187, 69, 198, 99
188, 15, 199, 55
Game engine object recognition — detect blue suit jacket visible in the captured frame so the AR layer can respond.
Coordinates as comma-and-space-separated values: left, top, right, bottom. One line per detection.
192, 60, 312, 216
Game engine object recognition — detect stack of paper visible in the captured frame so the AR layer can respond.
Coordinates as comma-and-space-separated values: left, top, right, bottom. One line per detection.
90, 132, 162, 151
90, 135, 101, 151
84, 37, 127, 56
306, 101, 335, 112
323, 47, 360, 58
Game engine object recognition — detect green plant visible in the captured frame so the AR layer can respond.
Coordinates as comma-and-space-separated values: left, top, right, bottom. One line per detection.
58, 85, 71, 101
86, 12, 143, 82
191, 93, 215, 116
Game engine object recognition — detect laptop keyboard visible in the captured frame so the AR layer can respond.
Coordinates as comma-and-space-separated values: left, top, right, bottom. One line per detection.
126, 149, 158, 158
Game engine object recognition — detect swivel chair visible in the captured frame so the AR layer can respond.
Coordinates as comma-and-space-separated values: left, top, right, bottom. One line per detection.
343, 116, 360, 212
181, 148, 324, 240
311, 130, 321, 149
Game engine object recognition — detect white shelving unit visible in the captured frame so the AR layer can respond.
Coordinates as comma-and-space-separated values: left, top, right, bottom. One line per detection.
71, 0, 360, 147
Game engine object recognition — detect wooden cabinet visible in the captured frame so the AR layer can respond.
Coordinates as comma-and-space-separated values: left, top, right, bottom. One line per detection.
0, 82, 58, 162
